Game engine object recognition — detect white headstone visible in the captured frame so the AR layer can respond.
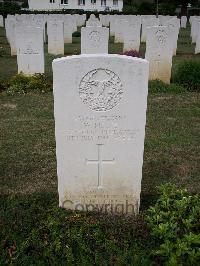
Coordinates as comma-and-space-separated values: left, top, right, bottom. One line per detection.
75, 14, 86, 27
191, 17, 200, 43
81, 27, 109, 54
5, 17, 17, 56
64, 18, 73, 43
109, 15, 117, 36
114, 18, 128, 43
99, 14, 110, 27
32, 15, 46, 43
15, 26, 44, 74
123, 23, 141, 52
167, 18, 180, 55
47, 20, 64, 55
181, 16, 187, 28
86, 18, 102, 27
145, 26, 173, 84
195, 22, 200, 54
0, 15, 4, 27
53, 54, 149, 215
141, 17, 159, 43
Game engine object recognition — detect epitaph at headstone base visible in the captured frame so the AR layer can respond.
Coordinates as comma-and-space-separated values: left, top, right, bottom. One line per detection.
53, 55, 149, 215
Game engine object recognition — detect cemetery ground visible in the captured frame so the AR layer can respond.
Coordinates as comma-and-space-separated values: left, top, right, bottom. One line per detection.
0, 25, 200, 265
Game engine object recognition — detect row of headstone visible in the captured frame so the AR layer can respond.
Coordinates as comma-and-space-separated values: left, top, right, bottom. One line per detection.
3, 13, 198, 82
107, 15, 181, 83
4, 14, 87, 74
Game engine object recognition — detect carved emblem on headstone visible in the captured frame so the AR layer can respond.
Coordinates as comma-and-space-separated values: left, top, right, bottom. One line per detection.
156, 29, 167, 45
79, 68, 123, 111
89, 31, 101, 46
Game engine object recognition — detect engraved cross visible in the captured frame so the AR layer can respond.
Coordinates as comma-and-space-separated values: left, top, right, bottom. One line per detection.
86, 144, 115, 189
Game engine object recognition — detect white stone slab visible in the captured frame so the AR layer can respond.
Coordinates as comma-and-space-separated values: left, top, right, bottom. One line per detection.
99, 14, 110, 27
109, 15, 117, 36
81, 26, 109, 54
15, 26, 44, 74
167, 18, 179, 55
141, 17, 159, 43
0, 15, 4, 27
5, 17, 17, 56
53, 54, 149, 215
181, 16, 187, 28
47, 20, 64, 55
145, 26, 173, 84
191, 17, 200, 43
86, 18, 102, 27
123, 23, 141, 52
64, 18, 73, 43
75, 14, 86, 27
195, 22, 200, 54
114, 18, 128, 43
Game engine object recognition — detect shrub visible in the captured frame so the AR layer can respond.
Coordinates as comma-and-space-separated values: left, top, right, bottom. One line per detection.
0, 46, 6, 57
149, 80, 186, 93
0, 195, 150, 265
122, 4, 138, 14
0, 1, 20, 16
121, 50, 140, 58
173, 60, 200, 92
138, 2, 155, 15
158, 3, 176, 15
0, 80, 7, 92
147, 184, 200, 265
6, 73, 51, 95
72, 31, 81, 37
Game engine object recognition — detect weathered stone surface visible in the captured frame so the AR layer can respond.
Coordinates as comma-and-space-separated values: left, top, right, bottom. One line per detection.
47, 20, 64, 55
15, 26, 44, 74
145, 26, 173, 84
53, 54, 149, 215
81, 26, 109, 54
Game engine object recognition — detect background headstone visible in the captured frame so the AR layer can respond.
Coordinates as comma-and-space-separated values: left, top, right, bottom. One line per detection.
47, 20, 64, 55
15, 26, 44, 74
145, 26, 173, 84
81, 26, 109, 54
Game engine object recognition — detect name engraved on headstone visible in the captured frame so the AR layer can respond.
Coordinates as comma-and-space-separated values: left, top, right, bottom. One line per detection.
22, 42, 39, 55
64, 115, 139, 142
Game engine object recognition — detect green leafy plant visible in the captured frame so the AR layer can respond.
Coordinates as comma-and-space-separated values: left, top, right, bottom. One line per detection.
72, 31, 81, 37
0, 194, 150, 265
173, 60, 200, 91
0, 46, 6, 57
147, 184, 200, 265
138, 1, 155, 15
5, 73, 51, 95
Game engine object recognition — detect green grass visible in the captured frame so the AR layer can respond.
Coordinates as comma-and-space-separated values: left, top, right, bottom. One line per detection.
0, 24, 200, 264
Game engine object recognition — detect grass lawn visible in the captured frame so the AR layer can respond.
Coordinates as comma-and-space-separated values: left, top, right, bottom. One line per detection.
0, 24, 200, 264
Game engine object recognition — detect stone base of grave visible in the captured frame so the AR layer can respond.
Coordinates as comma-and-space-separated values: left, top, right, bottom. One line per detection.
60, 189, 140, 215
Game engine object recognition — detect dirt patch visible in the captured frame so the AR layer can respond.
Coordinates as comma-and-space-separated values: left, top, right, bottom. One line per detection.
152, 96, 173, 102
2, 103, 17, 109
